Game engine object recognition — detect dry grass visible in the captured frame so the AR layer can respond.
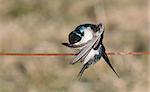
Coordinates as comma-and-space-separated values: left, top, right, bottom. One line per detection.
0, 0, 149, 92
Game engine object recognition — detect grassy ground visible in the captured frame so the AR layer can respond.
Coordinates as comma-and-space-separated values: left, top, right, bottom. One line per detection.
0, 0, 149, 92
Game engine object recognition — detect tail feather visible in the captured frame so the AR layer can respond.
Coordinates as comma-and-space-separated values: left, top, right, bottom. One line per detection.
101, 45, 120, 78
77, 63, 88, 80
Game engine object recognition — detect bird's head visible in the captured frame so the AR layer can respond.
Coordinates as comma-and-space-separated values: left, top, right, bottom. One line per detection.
62, 23, 104, 49
69, 24, 98, 44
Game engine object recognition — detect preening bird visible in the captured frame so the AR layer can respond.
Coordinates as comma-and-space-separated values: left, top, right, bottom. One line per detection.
62, 23, 119, 79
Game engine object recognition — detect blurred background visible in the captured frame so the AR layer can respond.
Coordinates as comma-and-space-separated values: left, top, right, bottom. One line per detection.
0, 0, 149, 92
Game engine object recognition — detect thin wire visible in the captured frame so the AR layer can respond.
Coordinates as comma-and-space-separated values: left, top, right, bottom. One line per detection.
0, 52, 149, 56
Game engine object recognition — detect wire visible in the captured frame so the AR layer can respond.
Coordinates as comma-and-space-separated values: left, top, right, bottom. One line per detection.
0, 52, 149, 57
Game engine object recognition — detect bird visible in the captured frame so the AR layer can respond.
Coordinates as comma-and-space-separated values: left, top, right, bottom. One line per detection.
62, 23, 119, 79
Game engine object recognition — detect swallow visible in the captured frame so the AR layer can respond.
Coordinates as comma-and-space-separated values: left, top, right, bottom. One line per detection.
62, 23, 119, 79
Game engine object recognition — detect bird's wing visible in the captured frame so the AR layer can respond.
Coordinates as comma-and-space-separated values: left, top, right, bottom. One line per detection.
62, 43, 80, 48
70, 32, 102, 64
62, 40, 91, 48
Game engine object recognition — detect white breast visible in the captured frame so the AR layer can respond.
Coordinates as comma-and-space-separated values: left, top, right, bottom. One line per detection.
83, 49, 99, 64
75, 27, 93, 46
